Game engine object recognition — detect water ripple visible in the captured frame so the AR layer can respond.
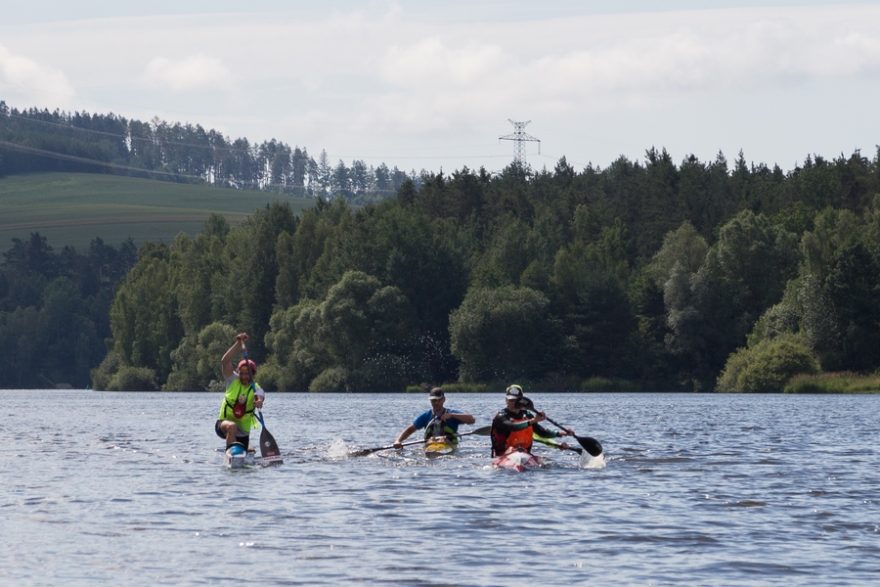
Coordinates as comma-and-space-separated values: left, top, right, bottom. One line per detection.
3, 391, 880, 586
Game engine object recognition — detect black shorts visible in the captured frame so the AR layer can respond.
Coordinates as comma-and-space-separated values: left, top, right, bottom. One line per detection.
215, 419, 249, 449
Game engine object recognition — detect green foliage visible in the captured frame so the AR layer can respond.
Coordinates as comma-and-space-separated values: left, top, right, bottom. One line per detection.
264, 301, 327, 391
264, 271, 417, 392
91, 351, 121, 391
108, 366, 158, 391
716, 334, 819, 393
824, 243, 880, 371
664, 210, 800, 388
109, 244, 182, 382
579, 377, 642, 392
784, 372, 880, 394
165, 322, 237, 391
1, 106, 411, 203
309, 366, 350, 392
252, 362, 283, 393
449, 285, 561, 382
11, 126, 880, 391
646, 221, 708, 289
747, 300, 800, 348
0, 232, 135, 388
404, 382, 490, 393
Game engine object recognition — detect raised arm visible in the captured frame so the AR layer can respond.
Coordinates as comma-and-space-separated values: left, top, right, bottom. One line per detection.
221, 332, 247, 379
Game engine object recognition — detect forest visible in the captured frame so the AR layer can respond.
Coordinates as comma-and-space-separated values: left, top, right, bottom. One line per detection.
0, 101, 419, 202
2, 102, 880, 392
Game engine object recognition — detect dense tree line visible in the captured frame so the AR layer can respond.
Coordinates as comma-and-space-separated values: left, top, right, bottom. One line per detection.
0, 101, 418, 202
0, 234, 137, 387
86, 146, 880, 392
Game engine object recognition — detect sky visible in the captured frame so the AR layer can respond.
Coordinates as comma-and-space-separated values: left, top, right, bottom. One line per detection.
2, 0, 880, 174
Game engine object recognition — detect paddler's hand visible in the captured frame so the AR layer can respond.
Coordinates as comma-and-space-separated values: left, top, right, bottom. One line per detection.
557, 428, 573, 437
392, 440, 403, 449
254, 395, 264, 409
531, 412, 546, 424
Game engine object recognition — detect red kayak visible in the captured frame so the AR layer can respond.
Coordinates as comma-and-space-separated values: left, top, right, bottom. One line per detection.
492, 448, 544, 472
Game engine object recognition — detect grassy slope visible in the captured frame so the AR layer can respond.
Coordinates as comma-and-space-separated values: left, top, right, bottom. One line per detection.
0, 172, 316, 251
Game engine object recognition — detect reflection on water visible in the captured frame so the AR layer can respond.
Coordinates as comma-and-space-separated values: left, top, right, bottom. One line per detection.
2, 390, 879, 586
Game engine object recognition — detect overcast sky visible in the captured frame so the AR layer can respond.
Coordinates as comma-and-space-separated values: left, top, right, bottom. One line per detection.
2, 0, 879, 174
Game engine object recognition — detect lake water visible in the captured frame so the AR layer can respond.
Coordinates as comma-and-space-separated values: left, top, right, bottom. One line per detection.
2, 391, 879, 586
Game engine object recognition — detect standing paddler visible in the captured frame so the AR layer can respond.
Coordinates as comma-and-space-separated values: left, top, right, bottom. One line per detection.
216, 332, 265, 451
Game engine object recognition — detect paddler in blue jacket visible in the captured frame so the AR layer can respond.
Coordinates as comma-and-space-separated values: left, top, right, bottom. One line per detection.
216, 332, 265, 450
393, 386, 475, 448
490, 384, 570, 457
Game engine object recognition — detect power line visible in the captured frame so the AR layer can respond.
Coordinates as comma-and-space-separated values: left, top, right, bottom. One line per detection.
0, 140, 218, 183
3, 111, 515, 167
0, 139, 402, 194
4, 112, 260, 155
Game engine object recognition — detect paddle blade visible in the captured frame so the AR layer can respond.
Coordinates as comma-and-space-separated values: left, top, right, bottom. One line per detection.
469, 425, 492, 436
255, 411, 283, 464
260, 428, 282, 460
350, 446, 388, 457
576, 435, 603, 457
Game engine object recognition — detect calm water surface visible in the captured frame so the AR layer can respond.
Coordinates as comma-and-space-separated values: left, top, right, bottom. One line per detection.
2, 391, 879, 586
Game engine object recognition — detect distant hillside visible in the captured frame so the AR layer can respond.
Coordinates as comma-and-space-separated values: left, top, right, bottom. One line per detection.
0, 102, 417, 201
0, 172, 316, 251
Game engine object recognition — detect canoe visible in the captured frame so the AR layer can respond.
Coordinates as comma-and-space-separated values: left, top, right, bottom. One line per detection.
224, 442, 256, 469
492, 448, 543, 472
424, 436, 456, 458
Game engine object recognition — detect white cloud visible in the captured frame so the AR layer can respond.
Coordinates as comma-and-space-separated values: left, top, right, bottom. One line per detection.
140, 54, 232, 92
0, 43, 75, 106
3, 3, 880, 170
381, 38, 507, 86
363, 5, 880, 130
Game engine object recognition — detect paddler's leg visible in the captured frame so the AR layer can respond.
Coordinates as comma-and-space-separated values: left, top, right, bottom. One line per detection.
217, 419, 245, 448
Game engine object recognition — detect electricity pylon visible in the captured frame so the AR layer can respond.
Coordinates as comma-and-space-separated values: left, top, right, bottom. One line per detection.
499, 119, 541, 165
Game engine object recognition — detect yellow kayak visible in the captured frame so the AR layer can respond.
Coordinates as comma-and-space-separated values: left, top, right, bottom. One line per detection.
424, 436, 456, 458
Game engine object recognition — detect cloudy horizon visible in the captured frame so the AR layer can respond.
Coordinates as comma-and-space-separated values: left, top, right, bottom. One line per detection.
2, 1, 879, 174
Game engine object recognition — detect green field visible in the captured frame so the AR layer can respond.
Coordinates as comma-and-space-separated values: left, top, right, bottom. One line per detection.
0, 173, 316, 251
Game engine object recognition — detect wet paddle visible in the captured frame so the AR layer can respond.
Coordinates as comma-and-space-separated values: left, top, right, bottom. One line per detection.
521, 397, 603, 457
255, 409, 283, 465
532, 434, 583, 455
350, 425, 491, 457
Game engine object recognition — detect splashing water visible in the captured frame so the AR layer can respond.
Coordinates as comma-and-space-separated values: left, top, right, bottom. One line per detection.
326, 438, 351, 459
580, 451, 606, 469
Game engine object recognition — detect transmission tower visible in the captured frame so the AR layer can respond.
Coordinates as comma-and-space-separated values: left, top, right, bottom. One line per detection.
499, 119, 541, 165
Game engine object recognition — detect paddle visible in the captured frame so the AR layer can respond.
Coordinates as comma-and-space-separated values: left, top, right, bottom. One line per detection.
532, 434, 583, 455
350, 425, 491, 457
241, 339, 283, 465
521, 397, 603, 457
255, 409, 283, 464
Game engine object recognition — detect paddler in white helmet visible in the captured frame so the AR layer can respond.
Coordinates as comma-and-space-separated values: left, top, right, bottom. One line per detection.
216, 332, 265, 451
490, 384, 570, 457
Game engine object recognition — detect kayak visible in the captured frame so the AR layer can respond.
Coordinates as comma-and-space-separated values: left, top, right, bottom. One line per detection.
224, 442, 256, 469
492, 448, 544, 472
424, 436, 456, 458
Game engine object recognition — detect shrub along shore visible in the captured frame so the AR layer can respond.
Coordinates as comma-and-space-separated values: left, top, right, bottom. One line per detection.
784, 372, 880, 394
406, 373, 880, 394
